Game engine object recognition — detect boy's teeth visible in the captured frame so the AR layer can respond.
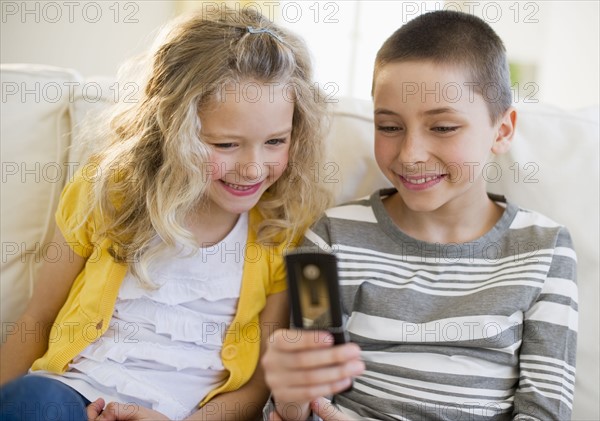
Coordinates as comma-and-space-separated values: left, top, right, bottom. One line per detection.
408, 176, 436, 184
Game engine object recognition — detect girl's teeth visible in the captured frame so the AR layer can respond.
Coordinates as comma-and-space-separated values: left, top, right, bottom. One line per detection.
223, 181, 252, 191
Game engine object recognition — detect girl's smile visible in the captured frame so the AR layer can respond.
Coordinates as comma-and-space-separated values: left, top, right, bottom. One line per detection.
198, 80, 293, 219
219, 179, 264, 196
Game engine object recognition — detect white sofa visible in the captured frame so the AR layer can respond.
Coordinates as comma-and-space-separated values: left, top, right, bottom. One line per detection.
1, 63, 598, 419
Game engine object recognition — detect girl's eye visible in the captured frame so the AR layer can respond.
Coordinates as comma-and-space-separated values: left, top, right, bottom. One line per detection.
432, 126, 459, 133
376, 125, 402, 133
212, 143, 235, 149
266, 138, 286, 145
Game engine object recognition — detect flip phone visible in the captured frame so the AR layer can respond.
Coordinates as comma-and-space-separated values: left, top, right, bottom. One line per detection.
284, 250, 349, 345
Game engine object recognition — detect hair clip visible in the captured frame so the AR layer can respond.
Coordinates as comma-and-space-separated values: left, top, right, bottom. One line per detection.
246, 26, 284, 43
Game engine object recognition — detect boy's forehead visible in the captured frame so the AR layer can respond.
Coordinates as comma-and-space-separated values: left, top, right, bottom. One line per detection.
375, 60, 472, 86
373, 61, 489, 114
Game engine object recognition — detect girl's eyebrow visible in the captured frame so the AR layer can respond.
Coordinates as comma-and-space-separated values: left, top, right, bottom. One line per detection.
202, 128, 293, 141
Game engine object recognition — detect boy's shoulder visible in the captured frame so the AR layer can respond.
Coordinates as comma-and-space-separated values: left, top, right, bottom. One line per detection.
494, 193, 567, 231
492, 194, 574, 250
511, 206, 565, 230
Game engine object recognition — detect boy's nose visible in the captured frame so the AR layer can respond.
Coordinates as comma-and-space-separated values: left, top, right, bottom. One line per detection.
398, 132, 428, 164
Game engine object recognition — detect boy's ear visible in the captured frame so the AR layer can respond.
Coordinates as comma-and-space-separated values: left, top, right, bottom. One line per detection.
491, 107, 517, 155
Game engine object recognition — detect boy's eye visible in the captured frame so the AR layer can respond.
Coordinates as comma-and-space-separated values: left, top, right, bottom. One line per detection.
432, 126, 459, 133
266, 138, 286, 145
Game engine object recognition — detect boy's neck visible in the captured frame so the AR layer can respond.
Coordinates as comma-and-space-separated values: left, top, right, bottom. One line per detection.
382, 190, 504, 244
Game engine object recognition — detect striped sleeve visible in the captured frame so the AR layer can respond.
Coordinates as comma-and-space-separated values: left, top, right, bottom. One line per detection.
513, 227, 578, 420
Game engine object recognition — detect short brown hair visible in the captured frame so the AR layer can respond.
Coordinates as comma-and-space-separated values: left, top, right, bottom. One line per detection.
373, 11, 511, 122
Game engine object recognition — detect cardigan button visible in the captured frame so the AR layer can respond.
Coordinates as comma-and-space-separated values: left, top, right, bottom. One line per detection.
222, 345, 238, 360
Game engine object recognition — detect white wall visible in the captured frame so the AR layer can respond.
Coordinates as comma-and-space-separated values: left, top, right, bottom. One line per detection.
486, 0, 599, 110
535, 1, 599, 110
1, 1, 598, 109
275, 0, 599, 109
0, 1, 176, 77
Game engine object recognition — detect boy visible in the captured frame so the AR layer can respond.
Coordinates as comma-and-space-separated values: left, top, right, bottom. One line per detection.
262, 10, 577, 421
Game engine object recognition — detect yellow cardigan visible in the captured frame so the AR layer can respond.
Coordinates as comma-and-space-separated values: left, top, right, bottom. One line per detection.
31, 170, 289, 407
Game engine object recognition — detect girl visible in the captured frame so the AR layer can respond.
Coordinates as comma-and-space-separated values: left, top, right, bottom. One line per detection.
0, 6, 330, 421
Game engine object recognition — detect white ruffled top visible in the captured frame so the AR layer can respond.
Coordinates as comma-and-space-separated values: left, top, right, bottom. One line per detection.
34, 213, 249, 420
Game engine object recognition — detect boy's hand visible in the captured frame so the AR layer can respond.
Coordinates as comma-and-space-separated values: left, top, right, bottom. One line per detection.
311, 397, 358, 421
262, 329, 364, 420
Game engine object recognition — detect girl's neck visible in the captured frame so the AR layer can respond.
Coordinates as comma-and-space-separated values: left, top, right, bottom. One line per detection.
383, 188, 504, 245
186, 205, 241, 248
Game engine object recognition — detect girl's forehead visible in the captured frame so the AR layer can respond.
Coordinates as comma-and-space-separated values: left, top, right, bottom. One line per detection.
201, 79, 297, 108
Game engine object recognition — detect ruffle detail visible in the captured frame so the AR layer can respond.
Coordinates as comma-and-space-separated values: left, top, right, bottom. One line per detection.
113, 298, 237, 346
69, 359, 211, 420
78, 329, 225, 371
118, 266, 243, 305
118, 212, 248, 305
59, 213, 248, 420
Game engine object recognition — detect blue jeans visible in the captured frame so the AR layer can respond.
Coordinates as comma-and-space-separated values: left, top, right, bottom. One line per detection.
0, 375, 91, 421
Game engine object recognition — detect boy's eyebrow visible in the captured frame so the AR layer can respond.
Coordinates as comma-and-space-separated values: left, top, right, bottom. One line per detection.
423, 107, 463, 116
374, 107, 463, 116
374, 108, 399, 116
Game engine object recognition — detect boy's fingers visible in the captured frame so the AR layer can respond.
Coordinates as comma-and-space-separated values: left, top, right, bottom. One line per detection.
311, 397, 356, 421
275, 377, 353, 403
266, 332, 362, 371
268, 358, 364, 388
279, 343, 362, 369
268, 409, 284, 421
270, 329, 335, 350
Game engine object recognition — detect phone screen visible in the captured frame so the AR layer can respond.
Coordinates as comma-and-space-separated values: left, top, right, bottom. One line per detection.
285, 251, 347, 344
296, 262, 332, 329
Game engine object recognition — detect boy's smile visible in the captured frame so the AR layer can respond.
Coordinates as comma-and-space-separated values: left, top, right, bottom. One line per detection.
373, 60, 515, 240
400, 173, 446, 191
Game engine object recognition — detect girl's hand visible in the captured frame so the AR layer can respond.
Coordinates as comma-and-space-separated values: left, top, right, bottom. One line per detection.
87, 398, 106, 420
262, 329, 364, 420
87, 398, 169, 421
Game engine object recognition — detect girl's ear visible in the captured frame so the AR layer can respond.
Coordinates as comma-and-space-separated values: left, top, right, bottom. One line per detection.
491, 107, 517, 155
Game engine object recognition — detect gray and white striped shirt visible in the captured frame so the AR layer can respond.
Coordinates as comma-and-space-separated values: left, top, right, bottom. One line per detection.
301, 189, 577, 421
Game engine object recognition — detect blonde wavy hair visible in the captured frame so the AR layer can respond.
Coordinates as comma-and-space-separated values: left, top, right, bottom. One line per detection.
82, 7, 332, 287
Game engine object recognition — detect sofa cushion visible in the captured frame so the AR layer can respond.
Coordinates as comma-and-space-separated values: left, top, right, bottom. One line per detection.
1, 64, 81, 338
67, 75, 116, 176
324, 98, 391, 204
